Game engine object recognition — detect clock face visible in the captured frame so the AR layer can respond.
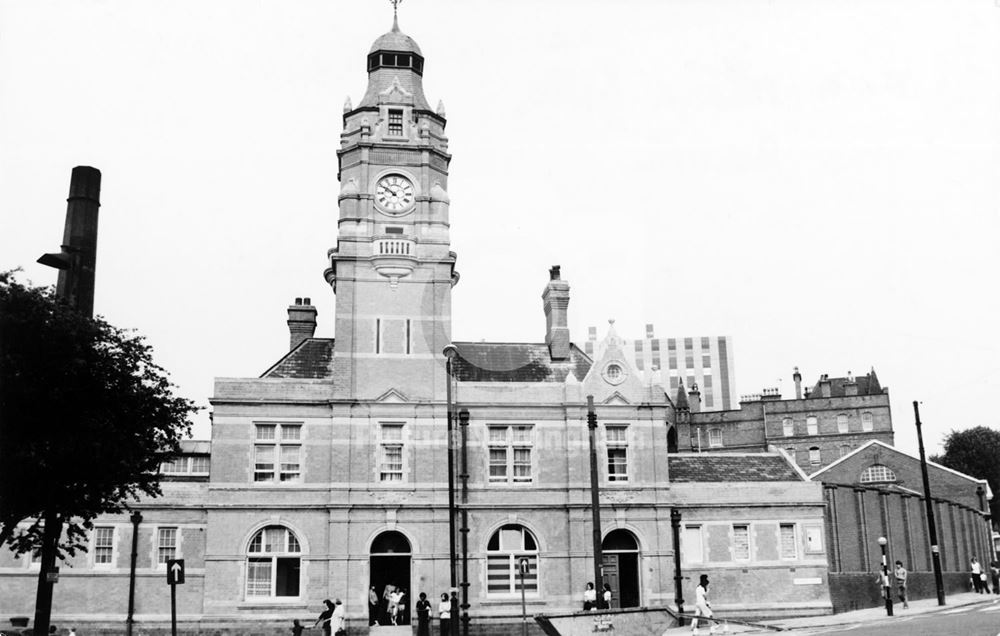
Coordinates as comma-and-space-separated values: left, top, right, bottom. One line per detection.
375, 175, 415, 214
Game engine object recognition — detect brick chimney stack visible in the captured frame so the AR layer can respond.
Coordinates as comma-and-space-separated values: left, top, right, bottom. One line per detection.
819, 374, 832, 398
287, 297, 317, 350
793, 366, 802, 399
688, 382, 702, 413
542, 265, 571, 360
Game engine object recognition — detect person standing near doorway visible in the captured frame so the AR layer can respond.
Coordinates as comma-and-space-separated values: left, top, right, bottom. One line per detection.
582, 582, 597, 611
415, 592, 431, 636
893, 560, 909, 609
369, 585, 379, 626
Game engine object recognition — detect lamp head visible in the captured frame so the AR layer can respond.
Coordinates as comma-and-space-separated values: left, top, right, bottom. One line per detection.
878, 536, 887, 546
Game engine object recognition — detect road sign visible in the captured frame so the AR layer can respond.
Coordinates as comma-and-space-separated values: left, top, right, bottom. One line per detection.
166, 559, 185, 585
46, 567, 60, 583
519, 557, 530, 575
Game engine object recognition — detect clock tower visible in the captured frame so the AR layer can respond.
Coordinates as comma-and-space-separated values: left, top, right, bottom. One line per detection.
325, 15, 456, 401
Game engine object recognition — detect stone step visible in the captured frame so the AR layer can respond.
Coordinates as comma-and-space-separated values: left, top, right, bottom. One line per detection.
368, 625, 413, 635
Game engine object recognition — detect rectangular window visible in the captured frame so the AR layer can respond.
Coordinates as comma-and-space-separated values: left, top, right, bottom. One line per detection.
782, 418, 794, 437
379, 423, 405, 482
487, 425, 533, 484
247, 558, 273, 596
375, 318, 381, 354
606, 425, 629, 482
804, 525, 824, 553
701, 336, 710, 350
190, 456, 210, 474
254, 423, 302, 483
157, 527, 178, 564
779, 524, 797, 559
406, 319, 411, 354
703, 375, 713, 388
682, 525, 704, 564
732, 524, 750, 561
837, 414, 848, 433
708, 428, 722, 447
806, 416, 818, 435
94, 527, 114, 565
861, 412, 874, 432
388, 109, 403, 136
702, 354, 712, 368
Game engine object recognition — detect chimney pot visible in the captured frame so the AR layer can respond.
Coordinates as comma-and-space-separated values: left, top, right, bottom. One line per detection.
549, 265, 561, 280
304, 297, 311, 305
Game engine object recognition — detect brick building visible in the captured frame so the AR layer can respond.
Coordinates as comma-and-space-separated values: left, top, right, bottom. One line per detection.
675, 368, 893, 473
0, 15, 834, 634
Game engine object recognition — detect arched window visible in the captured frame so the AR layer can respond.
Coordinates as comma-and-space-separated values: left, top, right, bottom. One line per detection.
836, 414, 848, 433
860, 464, 896, 483
782, 418, 794, 437
808, 446, 821, 465
486, 525, 538, 596
861, 412, 874, 432
246, 525, 301, 598
806, 416, 818, 435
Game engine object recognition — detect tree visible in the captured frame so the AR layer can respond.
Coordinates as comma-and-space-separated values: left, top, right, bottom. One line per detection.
0, 271, 197, 626
930, 426, 1000, 524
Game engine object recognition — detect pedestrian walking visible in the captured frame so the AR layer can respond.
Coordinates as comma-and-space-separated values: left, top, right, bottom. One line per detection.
291, 618, 304, 636
314, 599, 335, 636
894, 560, 909, 609
331, 599, 346, 636
692, 574, 718, 635
582, 581, 597, 611
416, 592, 431, 636
439, 592, 452, 635
369, 585, 379, 626
971, 557, 984, 593
991, 560, 1000, 595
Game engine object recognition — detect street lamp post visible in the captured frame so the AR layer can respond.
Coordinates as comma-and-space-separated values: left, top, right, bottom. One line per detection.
878, 536, 893, 616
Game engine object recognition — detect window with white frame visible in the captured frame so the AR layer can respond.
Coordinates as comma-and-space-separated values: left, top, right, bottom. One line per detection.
487, 425, 533, 484
860, 464, 896, 483
732, 524, 750, 561
682, 525, 704, 564
836, 414, 848, 433
808, 446, 821, 465
806, 416, 818, 435
606, 425, 629, 481
246, 525, 301, 598
161, 455, 210, 475
861, 412, 874, 432
157, 527, 178, 564
782, 418, 794, 437
486, 525, 538, 596
93, 527, 114, 565
708, 428, 723, 448
379, 423, 405, 482
254, 423, 301, 483
779, 524, 797, 559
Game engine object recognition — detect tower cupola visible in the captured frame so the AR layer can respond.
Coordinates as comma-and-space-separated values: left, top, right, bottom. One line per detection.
359, 16, 431, 110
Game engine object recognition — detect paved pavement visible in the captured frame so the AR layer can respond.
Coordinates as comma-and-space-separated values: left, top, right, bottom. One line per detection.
661, 592, 1000, 634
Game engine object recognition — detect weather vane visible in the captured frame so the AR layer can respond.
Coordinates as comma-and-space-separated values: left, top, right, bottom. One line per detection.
390, 0, 402, 19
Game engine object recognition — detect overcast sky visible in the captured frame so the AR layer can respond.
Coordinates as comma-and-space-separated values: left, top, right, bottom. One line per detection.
2, 0, 998, 455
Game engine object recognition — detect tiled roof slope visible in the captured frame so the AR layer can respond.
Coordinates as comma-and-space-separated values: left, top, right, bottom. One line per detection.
262, 338, 335, 379
669, 454, 804, 482
451, 342, 591, 383
809, 370, 883, 397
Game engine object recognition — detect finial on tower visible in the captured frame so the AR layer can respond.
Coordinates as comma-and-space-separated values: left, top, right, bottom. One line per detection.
390, 0, 402, 31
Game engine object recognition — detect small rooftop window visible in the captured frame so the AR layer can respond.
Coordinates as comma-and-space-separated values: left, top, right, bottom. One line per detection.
860, 464, 896, 483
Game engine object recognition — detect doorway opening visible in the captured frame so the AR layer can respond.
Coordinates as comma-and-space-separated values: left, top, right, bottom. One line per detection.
370, 531, 412, 626
602, 529, 640, 609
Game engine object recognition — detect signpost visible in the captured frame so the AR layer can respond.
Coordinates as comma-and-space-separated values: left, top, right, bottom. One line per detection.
519, 557, 530, 636
166, 559, 185, 636
45, 567, 60, 584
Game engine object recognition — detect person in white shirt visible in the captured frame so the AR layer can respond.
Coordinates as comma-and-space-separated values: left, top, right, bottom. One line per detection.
692, 574, 717, 634
330, 599, 346, 635
582, 582, 597, 611
438, 592, 452, 635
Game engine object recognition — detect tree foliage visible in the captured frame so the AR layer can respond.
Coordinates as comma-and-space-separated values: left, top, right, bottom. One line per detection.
0, 271, 197, 557
930, 426, 1000, 522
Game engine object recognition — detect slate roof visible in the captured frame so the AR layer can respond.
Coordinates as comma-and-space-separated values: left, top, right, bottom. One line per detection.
451, 342, 592, 383
808, 370, 883, 397
261, 338, 336, 379
668, 454, 804, 482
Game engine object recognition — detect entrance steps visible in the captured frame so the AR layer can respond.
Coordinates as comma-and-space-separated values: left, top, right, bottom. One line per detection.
368, 625, 412, 635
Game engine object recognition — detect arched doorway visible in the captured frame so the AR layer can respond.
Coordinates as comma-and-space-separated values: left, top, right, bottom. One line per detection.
602, 529, 640, 609
370, 531, 411, 626
667, 425, 678, 453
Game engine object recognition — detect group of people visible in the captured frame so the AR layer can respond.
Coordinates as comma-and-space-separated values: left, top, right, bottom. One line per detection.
368, 584, 409, 625
970, 557, 1000, 594
291, 599, 345, 636
580, 582, 613, 610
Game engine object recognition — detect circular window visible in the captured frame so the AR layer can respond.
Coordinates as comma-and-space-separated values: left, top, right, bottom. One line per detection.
603, 363, 626, 385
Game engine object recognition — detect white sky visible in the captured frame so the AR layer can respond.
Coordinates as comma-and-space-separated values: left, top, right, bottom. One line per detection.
2, 0, 998, 455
